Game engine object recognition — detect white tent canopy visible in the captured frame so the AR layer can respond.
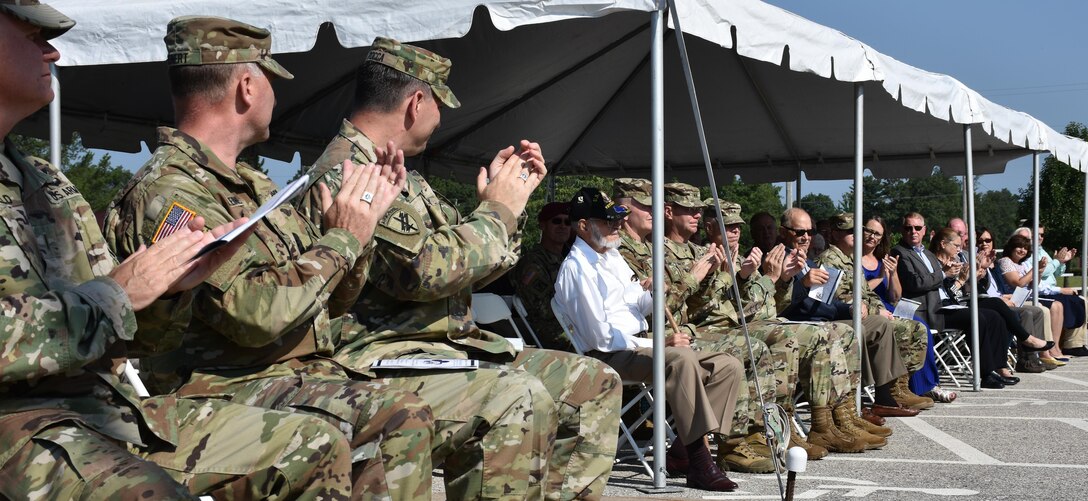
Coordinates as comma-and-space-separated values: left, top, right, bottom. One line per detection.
18, 0, 1087, 183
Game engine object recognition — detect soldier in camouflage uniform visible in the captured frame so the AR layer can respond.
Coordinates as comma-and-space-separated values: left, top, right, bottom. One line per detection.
613, 179, 779, 472
511, 201, 572, 350
701, 200, 870, 455
297, 37, 622, 500
815, 213, 934, 411
0, 4, 356, 499
104, 17, 437, 500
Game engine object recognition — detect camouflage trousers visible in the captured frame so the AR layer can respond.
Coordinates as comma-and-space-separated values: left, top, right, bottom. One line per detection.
794, 320, 860, 407
890, 317, 929, 372
174, 358, 434, 501
0, 398, 352, 500
688, 325, 776, 437
348, 347, 621, 501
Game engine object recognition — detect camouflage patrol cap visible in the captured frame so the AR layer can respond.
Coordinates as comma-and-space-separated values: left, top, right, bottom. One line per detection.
664, 182, 707, 209
702, 200, 745, 225
367, 37, 460, 109
569, 187, 629, 222
164, 16, 294, 80
613, 178, 652, 206
0, 0, 74, 39
830, 212, 854, 230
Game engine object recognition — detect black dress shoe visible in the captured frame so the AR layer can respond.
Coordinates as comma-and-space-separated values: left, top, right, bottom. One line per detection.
686, 461, 738, 492
981, 374, 1006, 389
993, 372, 1020, 385
1065, 346, 1088, 357
1019, 340, 1055, 353
1016, 357, 1046, 374
665, 438, 688, 477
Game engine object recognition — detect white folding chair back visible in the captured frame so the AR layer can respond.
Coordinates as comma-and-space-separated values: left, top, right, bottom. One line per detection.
549, 298, 674, 478
472, 292, 529, 345
511, 295, 544, 348
123, 360, 151, 398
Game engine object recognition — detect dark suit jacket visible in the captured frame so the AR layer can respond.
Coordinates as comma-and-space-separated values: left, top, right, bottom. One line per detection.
891, 243, 947, 330
780, 255, 853, 321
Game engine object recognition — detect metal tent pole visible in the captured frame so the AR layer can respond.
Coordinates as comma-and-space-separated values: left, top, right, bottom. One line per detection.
964, 125, 981, 391
648, 5, 669, 491
49, 64, 61, 167
1032, 153, 1040, 306
853, 83, 865, 411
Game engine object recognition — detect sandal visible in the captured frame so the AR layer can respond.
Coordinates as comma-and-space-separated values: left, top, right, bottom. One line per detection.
925, 386, 957, 403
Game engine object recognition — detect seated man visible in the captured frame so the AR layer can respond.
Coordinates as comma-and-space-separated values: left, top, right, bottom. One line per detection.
105, 17, 435, 499
512, 201, 572, 350
615, 179, 778, 472
555, 187, 743, 492
816, 213, 934, 412
0, 5, 353, 498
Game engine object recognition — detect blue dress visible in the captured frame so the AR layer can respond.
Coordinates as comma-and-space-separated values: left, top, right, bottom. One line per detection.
864, 260, 940, 395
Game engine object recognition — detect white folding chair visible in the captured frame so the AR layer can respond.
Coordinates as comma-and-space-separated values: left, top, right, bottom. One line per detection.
932, 328, 973, 388
472, 292, 531, 346
550, 298, 674, 478
511, 295, 544, 348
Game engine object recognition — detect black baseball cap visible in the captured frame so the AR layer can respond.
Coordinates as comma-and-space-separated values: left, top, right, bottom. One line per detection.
569, 187, 629, 222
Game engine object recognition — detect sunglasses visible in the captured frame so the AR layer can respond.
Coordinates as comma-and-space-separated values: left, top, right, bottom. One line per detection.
550, 217, 571, 226
978, 238, 993, 244
903, 225, 925, 232
783, 226, 817, 237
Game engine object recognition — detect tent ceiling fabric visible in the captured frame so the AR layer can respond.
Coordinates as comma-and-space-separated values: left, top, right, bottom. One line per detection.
20, 0, 1086, 182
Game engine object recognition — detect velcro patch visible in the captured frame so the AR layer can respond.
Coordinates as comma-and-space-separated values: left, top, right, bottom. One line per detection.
152, 201, 197, 243
380, 207, 421, 236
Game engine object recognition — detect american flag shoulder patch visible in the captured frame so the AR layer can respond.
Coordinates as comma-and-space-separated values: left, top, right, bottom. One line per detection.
152, 201, 198, 243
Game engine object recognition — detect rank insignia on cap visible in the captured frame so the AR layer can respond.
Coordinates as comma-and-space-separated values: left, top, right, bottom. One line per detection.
153, 201, 198, 243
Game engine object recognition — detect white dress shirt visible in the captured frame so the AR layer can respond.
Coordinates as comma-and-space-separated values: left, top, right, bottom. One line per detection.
554, 237, 654, 353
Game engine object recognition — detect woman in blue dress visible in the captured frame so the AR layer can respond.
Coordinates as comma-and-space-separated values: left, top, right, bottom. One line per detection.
860, 216, 953, 402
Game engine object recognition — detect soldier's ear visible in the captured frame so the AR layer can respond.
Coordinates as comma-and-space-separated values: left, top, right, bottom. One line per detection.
405, 90, 427, 122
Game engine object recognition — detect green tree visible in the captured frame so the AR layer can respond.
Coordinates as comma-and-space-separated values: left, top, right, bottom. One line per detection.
7, 133, 131, 212
974, 188, 1020, 245
796, 193, 837, 222
840, 174, 962, 226
1017, 121, 1087, 252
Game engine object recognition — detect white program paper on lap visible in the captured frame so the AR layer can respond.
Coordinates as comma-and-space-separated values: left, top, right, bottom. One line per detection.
371, 359, 479, 370
892, 297, 921, 319
191, 175, 309, 259
1011, 287, 1031, 307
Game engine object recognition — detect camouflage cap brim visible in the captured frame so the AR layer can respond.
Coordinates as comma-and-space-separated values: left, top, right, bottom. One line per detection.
0, 2, 75, 40
432, 83, 460, 109
257, 57, 294, 80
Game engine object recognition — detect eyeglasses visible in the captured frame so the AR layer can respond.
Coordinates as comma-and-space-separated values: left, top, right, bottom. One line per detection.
783, 226, 816, 237
863, 228, 883, 238
903, 225, 924, 232
550, 217, 571, 226
944, 241, 962, 249
978, 238, 993, 244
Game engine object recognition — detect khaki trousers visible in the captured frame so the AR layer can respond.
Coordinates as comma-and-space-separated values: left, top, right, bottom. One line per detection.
591, 347, 742, 444
838, 316, 907, 387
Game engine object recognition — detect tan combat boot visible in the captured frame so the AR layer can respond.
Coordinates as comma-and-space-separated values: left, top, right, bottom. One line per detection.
832, 404, 887, 449
891, 374, 935, 410
716, 436, 776, 473
789, 417, 828, 460
837, 392, 892, 438
806, 406, 866, 453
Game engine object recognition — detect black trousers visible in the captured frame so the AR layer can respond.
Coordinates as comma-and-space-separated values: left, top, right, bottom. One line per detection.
977, 297, 1031, 343
939, 307, 1011, 375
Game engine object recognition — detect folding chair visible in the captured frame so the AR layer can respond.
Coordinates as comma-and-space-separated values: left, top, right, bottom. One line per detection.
472, 293, 532, 346
931, 328, 974, 388
550, 298, 674, 478
511, 295, 544, 348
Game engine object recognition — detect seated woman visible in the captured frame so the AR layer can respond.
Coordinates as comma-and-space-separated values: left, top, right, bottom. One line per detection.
997, 234, 1085, 366
861, 216, 949, 402
977, 228, 1057, 371
930, 228, 1054, 385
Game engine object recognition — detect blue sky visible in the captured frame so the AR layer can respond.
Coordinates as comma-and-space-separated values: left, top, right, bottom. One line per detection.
766, 0, 1088, 203
101, 1, 1088, 203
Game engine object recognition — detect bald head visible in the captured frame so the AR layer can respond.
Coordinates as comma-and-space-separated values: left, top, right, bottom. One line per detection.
948, 218, 967, 240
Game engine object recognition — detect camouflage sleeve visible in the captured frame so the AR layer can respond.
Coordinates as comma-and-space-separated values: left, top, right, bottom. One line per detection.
128, 292, 195, 356
512, 256, 551, 309
370, 199, 520, 301
814, 250, 883, 311
113, 174, 361, 348
0, 276, 137, 383
663, 254, 701, 316
326, 241, 375, 319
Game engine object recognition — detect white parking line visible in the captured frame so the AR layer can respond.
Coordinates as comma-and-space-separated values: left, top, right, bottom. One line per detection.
1054, 418, 1088, 433
823, 456, 1088, 469
1040, 373, 1088, 387
895, 417, 1001, 464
